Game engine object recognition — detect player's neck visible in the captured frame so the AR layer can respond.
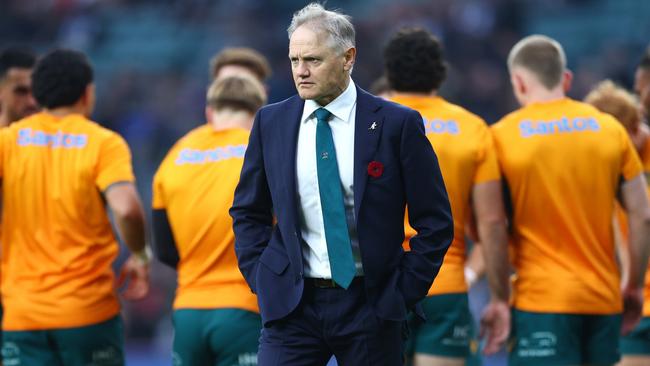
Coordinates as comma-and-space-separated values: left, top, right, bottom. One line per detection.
392, 90, 438, 98
44, 105, 88, 118
0, 113, 11, 128
523, 87, 565, 106
209, 109, 253, 132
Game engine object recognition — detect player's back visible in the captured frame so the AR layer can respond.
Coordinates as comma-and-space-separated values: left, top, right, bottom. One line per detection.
492, 98, 642, 314
153, 125, 258, 312
393, 95, 499, 295
0, 112, 133, 330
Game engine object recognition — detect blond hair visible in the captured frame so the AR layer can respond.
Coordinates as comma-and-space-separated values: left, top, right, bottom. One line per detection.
210, 47, 271, 81
584, 80, 640, 130
507, 35, 566, 90
206, 74, 267, 114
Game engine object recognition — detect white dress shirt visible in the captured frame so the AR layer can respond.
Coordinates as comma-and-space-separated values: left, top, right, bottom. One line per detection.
296, 79, 363, 279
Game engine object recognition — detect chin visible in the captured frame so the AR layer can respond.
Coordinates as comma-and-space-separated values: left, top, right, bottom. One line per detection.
298, 90, 316, 100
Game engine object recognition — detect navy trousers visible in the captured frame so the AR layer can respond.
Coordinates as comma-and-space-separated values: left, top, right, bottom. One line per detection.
258, 278, 407, 366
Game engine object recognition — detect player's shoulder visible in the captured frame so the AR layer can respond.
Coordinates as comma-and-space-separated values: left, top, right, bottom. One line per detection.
565, 99, 627, 134
83, 119, 128, 144
177, 124, 211, 144
491, 107, 524, 134
581, 102, 623, 128
5, 112, 48, 132
440, 99, 488, 128
158, 125, 207, 163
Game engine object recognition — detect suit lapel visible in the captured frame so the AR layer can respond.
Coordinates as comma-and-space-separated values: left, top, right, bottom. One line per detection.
281, 96, 305, 232
353, 87, 383, 220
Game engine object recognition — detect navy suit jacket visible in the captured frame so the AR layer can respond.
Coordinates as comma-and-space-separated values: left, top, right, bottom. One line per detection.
230, 86, 453, 325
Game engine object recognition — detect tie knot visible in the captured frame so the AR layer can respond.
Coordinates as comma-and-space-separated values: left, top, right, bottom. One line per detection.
314, 108, 332, 124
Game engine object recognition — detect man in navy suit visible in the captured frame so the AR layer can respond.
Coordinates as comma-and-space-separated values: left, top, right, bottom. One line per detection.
230, 3, 453, 365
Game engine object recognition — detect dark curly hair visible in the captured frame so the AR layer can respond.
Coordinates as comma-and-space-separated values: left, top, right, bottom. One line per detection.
384, 27, 447, 93
32, 49, 93, 109
0, 46, 36, 80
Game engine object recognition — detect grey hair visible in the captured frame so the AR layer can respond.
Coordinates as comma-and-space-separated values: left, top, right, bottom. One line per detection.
287, 3, 355, 54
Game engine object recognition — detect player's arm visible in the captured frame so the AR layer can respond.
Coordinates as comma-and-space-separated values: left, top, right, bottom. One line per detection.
472, 181, 509, 301
620, 174, 650, 334
104, 182, 149, 300
152, 209, 179, 268
464, 241, 485, 288
465, 207, 479, 243
464, 209, 485, 288
105, 182, 146, 254
472, 180, 510, 354
612, 214, 630, 287
621, 174, 650, 291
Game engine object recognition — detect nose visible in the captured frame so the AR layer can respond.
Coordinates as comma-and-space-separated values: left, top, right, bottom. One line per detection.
295, 61, 309, 78
27, 93, 38, 110
27, 94, 38, 109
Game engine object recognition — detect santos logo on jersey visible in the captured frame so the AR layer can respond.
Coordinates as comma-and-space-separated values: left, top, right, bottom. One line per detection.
423, 118, 460, 135
17, 128, 88, 148
175, 144, 247, 165
519, 117, 600, 137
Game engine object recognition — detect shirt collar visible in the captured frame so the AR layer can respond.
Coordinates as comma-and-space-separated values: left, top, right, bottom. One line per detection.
302, 78, 357, 124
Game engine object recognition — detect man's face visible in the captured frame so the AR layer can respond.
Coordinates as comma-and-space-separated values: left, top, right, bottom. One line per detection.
635, 68, 650, 118
289, 25, 354, 106
0, 67, 37, 122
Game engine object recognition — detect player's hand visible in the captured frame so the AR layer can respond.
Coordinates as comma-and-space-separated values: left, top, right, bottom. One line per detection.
116, 255, 150, 300
621, 285, 643, 335
480, 300, 510, 355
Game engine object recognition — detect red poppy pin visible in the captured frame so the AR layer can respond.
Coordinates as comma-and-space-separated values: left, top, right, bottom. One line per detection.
367, 161, 384, 178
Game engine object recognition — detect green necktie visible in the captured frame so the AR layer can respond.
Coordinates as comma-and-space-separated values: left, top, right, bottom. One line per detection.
314, 108, 356, 289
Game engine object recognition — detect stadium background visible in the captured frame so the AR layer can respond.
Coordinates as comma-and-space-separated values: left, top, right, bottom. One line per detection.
1, 0, 649, 364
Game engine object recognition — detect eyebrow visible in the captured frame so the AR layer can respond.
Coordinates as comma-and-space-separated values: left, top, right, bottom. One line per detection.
13, 85, 31, 94
288, 53, 321, 60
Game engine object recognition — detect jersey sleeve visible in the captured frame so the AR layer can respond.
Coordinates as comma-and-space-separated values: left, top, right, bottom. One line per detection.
151, 164, 166, 210
0, 128, 8, 179
473, 124, 501, 184
620, 125, 644, 181
95, 132, 135, 191
152, 143, 180, 210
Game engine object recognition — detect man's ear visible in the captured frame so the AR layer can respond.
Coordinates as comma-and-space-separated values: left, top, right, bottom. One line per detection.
0, 78, 8, 98
205, 106, 213, 124
562, 70, 573, 93
512, 73, 526, 96
84, 83, 97, 116
79, 86, 88, 105
343, 47, 356, 72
